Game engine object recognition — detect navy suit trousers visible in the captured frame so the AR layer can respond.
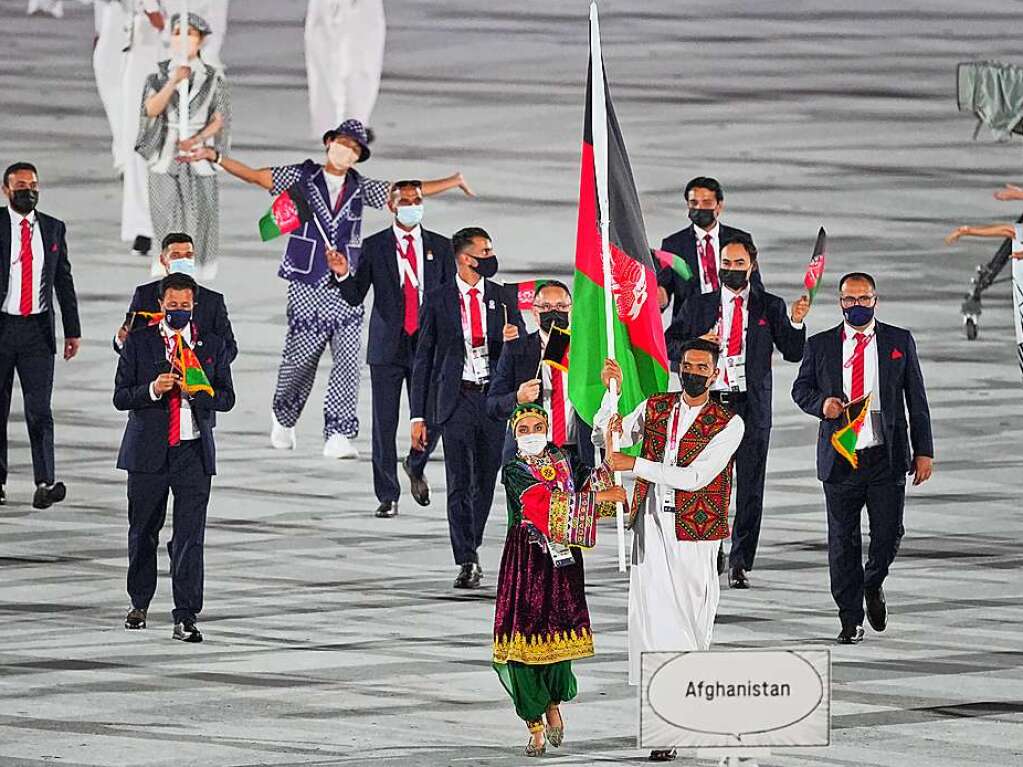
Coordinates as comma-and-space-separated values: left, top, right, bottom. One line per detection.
441, 388, 504, 565
823, 446, 905, 629
728, 424, 771, 571
370, 360, 439, 503
0, 316, 56, 486
127, 440, 211, 623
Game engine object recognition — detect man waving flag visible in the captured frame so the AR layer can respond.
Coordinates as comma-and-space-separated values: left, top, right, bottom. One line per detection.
568, 4, 669, 430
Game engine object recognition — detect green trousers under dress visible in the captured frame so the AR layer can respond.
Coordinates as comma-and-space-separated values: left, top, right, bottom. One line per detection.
493, 660, 578, 723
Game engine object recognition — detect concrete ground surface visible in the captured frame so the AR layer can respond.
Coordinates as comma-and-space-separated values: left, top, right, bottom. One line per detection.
0, 1, 1020, 765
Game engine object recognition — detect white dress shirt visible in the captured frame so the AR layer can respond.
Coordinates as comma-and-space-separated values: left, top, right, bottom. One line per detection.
714, 286, 750, 391
593, 390, 745, 492
149, 321, 199, 441
393, 223, 424, 301
842, 320, 883, 448
693, 222, 720, 294
456, 275, 488, 383
3, 209, 45, 315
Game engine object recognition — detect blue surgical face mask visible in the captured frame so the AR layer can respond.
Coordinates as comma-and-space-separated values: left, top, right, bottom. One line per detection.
395, 204, 424, 228
168, 258, 196, 277
843, 305, 874, 327
165, 308, 192, 330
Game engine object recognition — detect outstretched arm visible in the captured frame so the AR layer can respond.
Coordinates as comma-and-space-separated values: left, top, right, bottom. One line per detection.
190, 146, 272, 190
944, 223, 1017, 244
994, 183, 1023, 201
421, 172, 474, 198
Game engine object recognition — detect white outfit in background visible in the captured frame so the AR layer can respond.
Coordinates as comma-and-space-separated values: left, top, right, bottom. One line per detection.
92, 0, 130, 170
593, 391, 745, 686
305, 0, 386, 138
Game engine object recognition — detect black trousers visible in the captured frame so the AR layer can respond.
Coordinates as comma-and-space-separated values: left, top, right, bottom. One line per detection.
0, 315, 55, 486
823, 446, 905, 629
727, 423, 771, 571
441, 388, 505, 565
370, 361, 439, 503
126, 440, 212, 623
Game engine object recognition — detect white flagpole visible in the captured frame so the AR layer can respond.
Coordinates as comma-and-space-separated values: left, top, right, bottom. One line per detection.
175, 1, 190, 156
589, 2, 627, 574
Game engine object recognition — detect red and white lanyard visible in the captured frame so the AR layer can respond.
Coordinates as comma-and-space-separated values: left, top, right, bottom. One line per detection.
665, 400, 685, 465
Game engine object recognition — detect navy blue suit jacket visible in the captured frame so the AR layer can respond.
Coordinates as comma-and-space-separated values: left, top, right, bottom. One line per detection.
791, 322, 933, 483
114, 325, 236, 476
666, 286, 805, 430
334, 226, 454, 366
119, 280, 237, 362
0, 207, 81, 352
657, 223, 760, 321
485, 331, 595, 466
410, 278, 520, 427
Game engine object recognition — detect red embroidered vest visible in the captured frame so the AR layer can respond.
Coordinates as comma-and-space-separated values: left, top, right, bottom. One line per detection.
631, 393, 735, 542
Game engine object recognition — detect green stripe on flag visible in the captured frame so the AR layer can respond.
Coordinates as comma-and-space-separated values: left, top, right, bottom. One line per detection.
258, 209, 283, 242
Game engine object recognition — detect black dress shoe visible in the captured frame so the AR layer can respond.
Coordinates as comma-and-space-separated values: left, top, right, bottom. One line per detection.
32, 482, 66, 510
375, 501, 398, 518
173, 620, 203, 643
728, 566, 750, 589
716, 544, 726, 576
125, 608, 147, 630
402, 457, 431, 507
865, 586, 887, 632
0, 485, 5, 506
836, 625, 865, 645
453, 562, 482, 589
649, 749, 677, 762
131, 235, 152, 256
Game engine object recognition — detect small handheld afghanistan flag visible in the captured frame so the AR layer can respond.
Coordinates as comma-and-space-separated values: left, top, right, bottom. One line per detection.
830, 394, 871, 468
175, 334, 214, 397
652, 248, 693, 282
804, 227, 827, 304
258, 184, 313, 242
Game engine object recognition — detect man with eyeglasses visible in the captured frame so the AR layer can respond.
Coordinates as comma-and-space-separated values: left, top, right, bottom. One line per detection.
792, 272, 933, 645
486, 280, 594, 468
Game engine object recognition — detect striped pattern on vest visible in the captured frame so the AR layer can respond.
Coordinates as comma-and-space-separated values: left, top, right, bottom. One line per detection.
631, 393, 735, 542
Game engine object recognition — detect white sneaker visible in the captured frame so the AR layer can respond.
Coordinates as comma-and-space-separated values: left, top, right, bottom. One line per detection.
270, 414, 296, 450
323, 434, 359, 460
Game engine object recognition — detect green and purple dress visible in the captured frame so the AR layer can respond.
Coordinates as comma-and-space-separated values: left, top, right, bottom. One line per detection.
492, 444, 615, 724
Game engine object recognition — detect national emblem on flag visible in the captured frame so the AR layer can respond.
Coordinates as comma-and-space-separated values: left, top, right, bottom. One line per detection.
258, 184, 314, 242
174, 334, 214, 397
831, 395, 871, 468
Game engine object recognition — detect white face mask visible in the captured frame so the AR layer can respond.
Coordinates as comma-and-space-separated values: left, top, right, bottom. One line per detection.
516, 433, 548, 456
326, 142, 358, 171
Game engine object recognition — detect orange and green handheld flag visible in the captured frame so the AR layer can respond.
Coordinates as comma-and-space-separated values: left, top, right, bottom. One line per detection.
174, 334, 214, 397
831, 395, 871, 468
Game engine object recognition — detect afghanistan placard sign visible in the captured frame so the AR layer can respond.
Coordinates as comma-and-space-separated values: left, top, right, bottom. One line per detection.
640, 650, 830, 751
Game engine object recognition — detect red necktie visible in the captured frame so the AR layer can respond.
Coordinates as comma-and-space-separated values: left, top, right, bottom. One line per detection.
850, 333, 869, 401
467, 287, 484, 347
19, 218, 33, 316
701, 234, 719, 292
726, 295, 744, 356
167, 334, 181, 446
401, 234, 419, 336
550, 366, 567, 446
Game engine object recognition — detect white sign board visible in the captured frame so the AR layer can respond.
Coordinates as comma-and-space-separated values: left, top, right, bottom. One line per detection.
640, 650, 830, 750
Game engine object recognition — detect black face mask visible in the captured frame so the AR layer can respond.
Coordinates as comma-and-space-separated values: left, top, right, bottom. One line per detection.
538, 309, 569, 333
9, 189, 38, 215
680, 371, 711, 397
472, 255, 499, 279
719, 268, 749, 292
688, 207, 716, 230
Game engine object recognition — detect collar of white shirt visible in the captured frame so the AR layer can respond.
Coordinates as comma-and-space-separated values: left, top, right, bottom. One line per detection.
161, 321, 193, 347
456, 274, 484, 297
723, 285, 750, 303
12, 209, 36, 227
843, 320, 876, 338
693, 222, 719, 240
393, 223, 421, 243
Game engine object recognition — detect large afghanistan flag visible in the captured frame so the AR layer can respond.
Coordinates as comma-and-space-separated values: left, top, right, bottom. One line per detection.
568, 6, 669, 428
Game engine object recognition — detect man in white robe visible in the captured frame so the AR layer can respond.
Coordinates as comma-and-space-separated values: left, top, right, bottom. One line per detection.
593, 339, 743, 762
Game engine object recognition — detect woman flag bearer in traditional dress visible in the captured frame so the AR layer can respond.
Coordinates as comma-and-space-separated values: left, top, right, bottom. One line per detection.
493, 403, 625, 758
191, 119, 473, 459
138, 12, 230, 280
593, 339, 744, 764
